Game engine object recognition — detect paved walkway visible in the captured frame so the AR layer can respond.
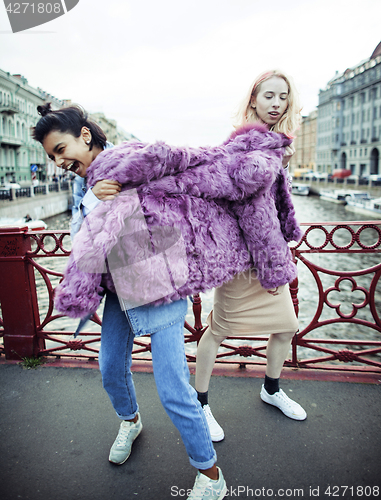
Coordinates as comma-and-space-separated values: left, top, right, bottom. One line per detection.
0, 362, 380, 500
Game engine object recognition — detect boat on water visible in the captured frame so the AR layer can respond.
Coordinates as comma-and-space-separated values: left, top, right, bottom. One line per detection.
345, 196, 381, 219
0, 216, 47, 230
292, 183, 310, 196
319, 189, 367, 204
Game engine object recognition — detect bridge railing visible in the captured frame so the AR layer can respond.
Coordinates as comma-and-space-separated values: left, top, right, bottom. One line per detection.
0, 222, 380, 374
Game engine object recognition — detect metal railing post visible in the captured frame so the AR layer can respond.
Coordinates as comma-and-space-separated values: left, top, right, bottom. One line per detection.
0, 226, 44, 360
289, 252, 300, 367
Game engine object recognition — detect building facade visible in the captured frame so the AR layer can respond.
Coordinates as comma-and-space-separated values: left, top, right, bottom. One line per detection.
0, 69, 65, 185
1, 69, 136, 186
90, 112, 136, 145
290, 109, 317, 172
316, 42, 381, 176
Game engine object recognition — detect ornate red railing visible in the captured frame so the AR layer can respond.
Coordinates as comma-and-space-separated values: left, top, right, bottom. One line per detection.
0, 222, 380, 373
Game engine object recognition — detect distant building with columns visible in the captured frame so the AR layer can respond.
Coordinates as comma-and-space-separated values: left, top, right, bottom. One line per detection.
0, 69, 65, 185
0, 69, 136, 185
316, 41, 381, 177
90, 112, 137, 145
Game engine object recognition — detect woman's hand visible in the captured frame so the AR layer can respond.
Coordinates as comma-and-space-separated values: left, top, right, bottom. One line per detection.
282, 142, 295, 168
92, 180, 122, 200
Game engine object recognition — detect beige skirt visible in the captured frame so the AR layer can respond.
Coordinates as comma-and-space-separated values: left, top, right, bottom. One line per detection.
207, 269, 299, 338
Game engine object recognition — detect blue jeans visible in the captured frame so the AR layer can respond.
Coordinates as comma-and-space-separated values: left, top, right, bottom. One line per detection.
99, 291, 217, 470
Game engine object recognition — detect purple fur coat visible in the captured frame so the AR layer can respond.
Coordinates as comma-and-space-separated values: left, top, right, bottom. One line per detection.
55, 123, 303, 318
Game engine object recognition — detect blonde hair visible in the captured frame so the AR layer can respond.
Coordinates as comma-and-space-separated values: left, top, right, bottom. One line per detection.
234, 70, 302, 138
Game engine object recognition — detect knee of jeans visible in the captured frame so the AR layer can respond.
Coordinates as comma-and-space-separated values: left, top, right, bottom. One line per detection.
155, 384, 175, 410
155, 377, 195, 412
99, 357, 122, 388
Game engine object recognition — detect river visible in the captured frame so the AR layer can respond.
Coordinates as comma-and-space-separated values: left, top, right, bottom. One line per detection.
37, 194, 380, 362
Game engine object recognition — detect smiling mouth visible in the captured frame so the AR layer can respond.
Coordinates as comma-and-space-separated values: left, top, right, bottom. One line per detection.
65, 161, 80, 173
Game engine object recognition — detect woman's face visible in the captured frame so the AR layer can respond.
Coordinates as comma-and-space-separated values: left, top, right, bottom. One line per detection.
252, 76, 289, 127
42, 127, 96, 178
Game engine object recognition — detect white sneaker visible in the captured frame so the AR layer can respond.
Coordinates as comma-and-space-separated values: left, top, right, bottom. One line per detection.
188, 467, 227, 500
260, 386, 307, 420
109, 413, 143, 464
202, 404, 225, 442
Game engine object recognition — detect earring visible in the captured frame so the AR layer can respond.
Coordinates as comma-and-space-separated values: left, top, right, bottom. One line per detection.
86, 140, 90, 144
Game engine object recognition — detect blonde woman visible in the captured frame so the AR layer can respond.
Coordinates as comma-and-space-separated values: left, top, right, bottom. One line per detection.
195, 70, 307, 442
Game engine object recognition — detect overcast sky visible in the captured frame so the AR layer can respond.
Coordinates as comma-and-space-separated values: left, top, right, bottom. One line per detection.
1, 0, 380, 146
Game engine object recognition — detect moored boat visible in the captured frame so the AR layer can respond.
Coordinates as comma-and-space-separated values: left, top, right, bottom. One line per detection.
345, 197, 381, 219
320, 189, 366, 204
0, 216, 47, 230
292, 183, 310, 196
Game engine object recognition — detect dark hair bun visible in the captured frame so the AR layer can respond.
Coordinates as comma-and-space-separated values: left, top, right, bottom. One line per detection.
37, 102, 52, 117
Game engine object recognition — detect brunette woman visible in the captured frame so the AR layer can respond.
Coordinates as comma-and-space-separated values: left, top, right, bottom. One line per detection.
33, 104, 227, 500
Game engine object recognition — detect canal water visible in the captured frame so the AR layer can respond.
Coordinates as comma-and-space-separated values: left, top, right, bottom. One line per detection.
36, 193, 380, 363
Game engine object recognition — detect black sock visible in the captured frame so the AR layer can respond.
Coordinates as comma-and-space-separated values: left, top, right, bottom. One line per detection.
197, 391, 208, 407
264, 375, 279, 395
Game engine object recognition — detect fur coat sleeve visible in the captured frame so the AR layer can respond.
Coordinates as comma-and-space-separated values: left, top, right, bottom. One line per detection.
86, 123, 291, 201
54, 124, 301, 318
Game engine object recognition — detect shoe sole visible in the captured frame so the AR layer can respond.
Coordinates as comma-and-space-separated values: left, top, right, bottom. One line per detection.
108, 425, 143, 465
211, 432, 225, 442
203, 407, 225, 442
260, 394, 307, 421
